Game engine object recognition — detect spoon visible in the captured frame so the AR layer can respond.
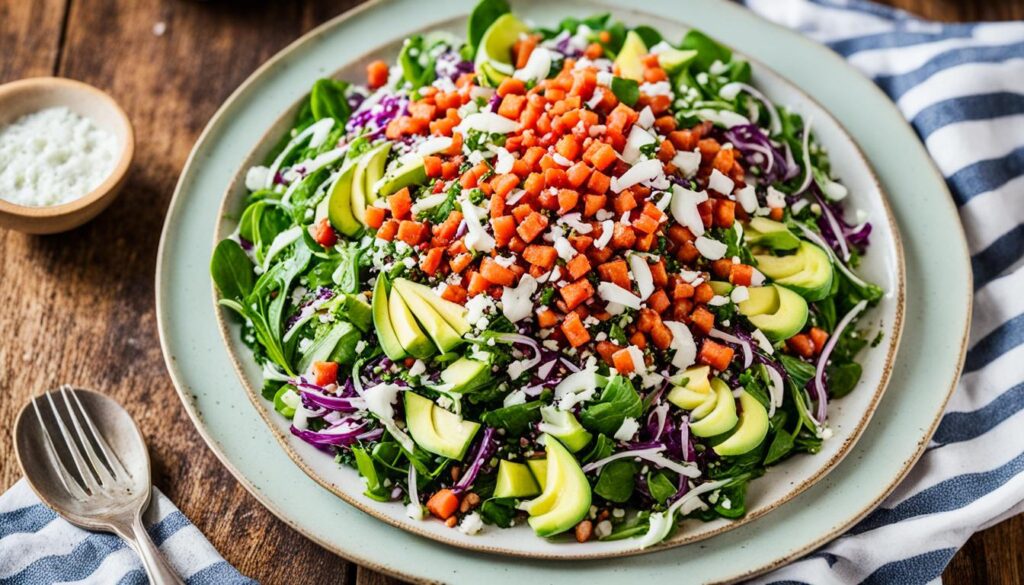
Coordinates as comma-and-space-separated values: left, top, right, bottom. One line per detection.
13, 385, 183, 585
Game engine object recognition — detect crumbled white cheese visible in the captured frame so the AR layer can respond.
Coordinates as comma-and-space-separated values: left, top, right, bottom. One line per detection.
614, 417, 640, 441
708, 169, 735, 195
736, 185, 758, 214
730, 286, 750, 303
695, 236, 728, 260
621, 125, 656, 165
501, 274, 538, 322
611, 158, 663, 194
0, 107, 119, 207
671, 149, 702, 178
458, 512, 484, 535
513, 47, 553, 83
766, 186, 787, 209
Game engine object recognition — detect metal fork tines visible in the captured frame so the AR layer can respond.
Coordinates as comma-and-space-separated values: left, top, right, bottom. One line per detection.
31, 385, 133, 500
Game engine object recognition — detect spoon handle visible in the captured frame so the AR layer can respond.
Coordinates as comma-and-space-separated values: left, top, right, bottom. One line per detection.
129, 512, 185, 585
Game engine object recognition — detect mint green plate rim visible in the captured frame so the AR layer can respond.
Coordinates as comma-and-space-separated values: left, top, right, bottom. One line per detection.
156, 1, 971, 583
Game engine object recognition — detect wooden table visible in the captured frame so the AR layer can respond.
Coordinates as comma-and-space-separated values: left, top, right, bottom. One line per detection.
0, 1, 1020, 583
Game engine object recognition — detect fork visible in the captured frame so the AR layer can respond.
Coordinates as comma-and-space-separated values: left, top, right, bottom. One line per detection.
18, 385, 183, 585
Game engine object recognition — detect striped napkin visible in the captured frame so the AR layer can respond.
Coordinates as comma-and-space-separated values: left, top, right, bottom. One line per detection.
739, 1, 1024, 583
0, 479, 254, 584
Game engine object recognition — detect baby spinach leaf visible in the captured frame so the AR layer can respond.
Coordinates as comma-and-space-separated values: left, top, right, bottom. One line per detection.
310, 78, 351, 124
581, 375, 643, 435
610, 77, 639, 107
594, 459, 638, 503
210, 239, 254, 301
481, 401, 543, 435
479, 497, 518, 528
647, 470, 677, 504
352, 446, 389, 502
467, 0, 510, 58
581, 434, 615, 464
681, 29, 732, 72
332, 241, 362, 294
632, 25, 662, 48
826, 361, 862, 399
778, 354, 815, 389
763, 427, 796, 466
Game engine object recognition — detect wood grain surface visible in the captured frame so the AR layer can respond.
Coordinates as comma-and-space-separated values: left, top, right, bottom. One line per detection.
0, 1, 1020, 584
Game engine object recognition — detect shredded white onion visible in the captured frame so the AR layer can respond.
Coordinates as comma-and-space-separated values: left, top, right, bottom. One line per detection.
597, 281, 642, 309
629, 254, 655, 300
718, 82, 782, 136
794, 115, 815, 195
765, 364, 784, 418
813, 300, 868, 424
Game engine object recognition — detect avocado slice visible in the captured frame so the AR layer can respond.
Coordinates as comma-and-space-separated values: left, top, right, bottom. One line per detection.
756, 241, 834, 302
538, 406, 592, 452
657, 48, 698, 74
523, 434, 592, 537
614, 31, 648, 82
746, 217, 801, 251
327, 162, 362, 236
393, 279, 471, 335
690, 386, 719, 421
527, 458, 547, 490
404, 391, 481, 460
713, 390, 769, 456
494, 460, 542, 498
738, 285, 780, 317
475, 14, 530, 86
689, 378, 739, 438
388, 285, 435, 359
667, 365, 713, 410
439, 357, 491, 393
273, 386, 298, 419
709, 280, 733, 296
743, 284, 809, 341
376, 155, 427, 198
351, 143, 391, 226
393, 281, 463, 353
372, 275, 407, 361
340, 294, 373, 332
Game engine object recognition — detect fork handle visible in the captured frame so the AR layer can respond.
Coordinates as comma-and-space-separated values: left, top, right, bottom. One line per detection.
128, 512, 185, 585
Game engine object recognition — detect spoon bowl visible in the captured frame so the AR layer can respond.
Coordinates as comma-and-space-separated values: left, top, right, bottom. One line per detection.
13, 386, 182, 584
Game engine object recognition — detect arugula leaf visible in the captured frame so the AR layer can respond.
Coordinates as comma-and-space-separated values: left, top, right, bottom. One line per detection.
481, 401, 543, 435
210, 239, 254, 301
610, 77, 639, 106
332, 241, 362, 294
352, 446, 390, 502
580, 375, 643, 435
594, 459, 638, 503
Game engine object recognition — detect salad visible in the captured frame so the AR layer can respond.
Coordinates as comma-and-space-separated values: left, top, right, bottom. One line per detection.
211, 0, 884, 548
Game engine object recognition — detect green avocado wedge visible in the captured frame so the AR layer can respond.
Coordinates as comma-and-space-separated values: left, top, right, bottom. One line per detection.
474, 13, 530, 85
376, 156, 427, 198
393, 279, 471, 335
393, 282, 464, 353
524, 434, 592, 537
667, 365, 713, 410
713, 390, 769, 456
689, 378, 739, 438
538, 406, 592, 452
494, 460, 541, 498
372, 275, 406, 361
614, 30, 648, 82
404, 392, 480, 460
526, 458, 547, 490
741, 284, 809, 341
439, 357, 491, 393
327, 162, 362, 236
388, 285, 435, 359
746, 217, 801, 251
351, 142, 390, 226
756, 241, 834, 301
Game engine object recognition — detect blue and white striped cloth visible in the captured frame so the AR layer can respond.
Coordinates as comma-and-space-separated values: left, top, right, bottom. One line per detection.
741, 1, 1024, 583
0, 479, 254, 584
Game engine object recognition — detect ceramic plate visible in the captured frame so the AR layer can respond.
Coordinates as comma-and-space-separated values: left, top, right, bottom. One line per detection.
157, 0, 970, 581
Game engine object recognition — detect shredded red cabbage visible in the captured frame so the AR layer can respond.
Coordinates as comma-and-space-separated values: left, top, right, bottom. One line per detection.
453, 426, 497, 494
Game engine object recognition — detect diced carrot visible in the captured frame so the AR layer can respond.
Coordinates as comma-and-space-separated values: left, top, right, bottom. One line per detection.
441, 283, 468, 304
691, 306, 715, 334
635, 230, 655, 252
647, 289, 670, 314
408, 102, 437, 122
441, 161, 459, 179
712, 148, 735, 175
420, 247, 444, 276
312, 361, 339, 386
770, 207, 784, 221
557, 189, 579, 214
388, 187, 413, 220
633, 213, 660, 234
427, 489, 460, 520
367, 60, 389, 89
715, 199, 736, 228
543, 167, 568, 189
560, 279, 595, 310
449, 252, 473, 274
610, 222, 637, 249
584, 142, 617, 171
491, 173, 520, 199
566, 254, 591, 280
522, 146, 546, 170
561, 311, 591, 348
397, 220, 427, 245
447, 238, 468, 256
786, 334, 815, 358
643, 66, 668, 83
613, 190, 637, 215
480, 257, 516, 286
507, 235, 527, 254
584, 42, 604, 60
377, 219, 399, 241
523, 244, 558, 269
612, 348, 635, 373
583, 194, 606, 217
423, 155, 442, 178
511, 204, 533, 223
699, 339, 735, 371
497, 77, 526, 97
595, 340, 622, 365
536, 308, 559, 329
435, 210, 463, 242
672, 281, 695, 300
694, 282, 715, 304
730, 264, 754, 286
636, 308, 659, 333
606, 103, 638, 135
809, 327, 829, 354
516, 212, 549, 243
467, 271, 490, 297
586, 170, 610, 194
523, 172, 544, 196
569, 234, 593, 253
498, 94, 527, 120
667, 224, 695, 245
555, 135, 581, 161
597, 259, 631, 290
654, 116, 677, 134
676, 240, 700, 263
364, 206, 386, 230
648, 260, 668, 288
514, 34, 538, 70
587, 245, 614, 265
712, 259, 733, 279
566, 162, 592, 188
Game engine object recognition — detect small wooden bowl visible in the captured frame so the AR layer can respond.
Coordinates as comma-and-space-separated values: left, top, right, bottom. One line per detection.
0, 77, 134, 234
